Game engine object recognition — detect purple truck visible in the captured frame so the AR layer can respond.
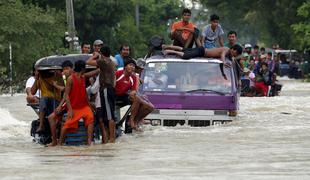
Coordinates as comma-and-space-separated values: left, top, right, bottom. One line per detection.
139, 56, 239, 126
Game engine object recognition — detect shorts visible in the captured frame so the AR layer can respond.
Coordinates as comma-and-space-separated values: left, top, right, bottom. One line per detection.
115, 94, 131, 107
182, 46, 205, 60
99, 86, 116, 121
63, 106, 94, 132
53, 103, 67, 123
39, 97, 59, 116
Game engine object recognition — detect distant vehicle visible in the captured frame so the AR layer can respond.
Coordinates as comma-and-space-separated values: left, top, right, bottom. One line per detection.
139, 56, 239, 127
274, 49, 301, 78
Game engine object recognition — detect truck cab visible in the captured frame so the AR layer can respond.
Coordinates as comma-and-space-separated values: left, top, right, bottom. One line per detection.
139, 56, 239, 127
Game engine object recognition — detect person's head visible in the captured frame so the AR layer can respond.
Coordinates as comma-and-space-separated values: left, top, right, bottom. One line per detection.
253, 45, 259, 54
182, 8, 191, 22
261, 62, 268, 70
230, 44, 243, 57
267, 52, 272, 60
93, 39, 104, 52
244, 43, 252, 54
135, 58, 145, 74
124, 57, 136, 74
88, 77, 95, 86
210, 14, 220, 29
260, 54, 267, 61
119, 44, 130, 58
260, 47, 265, 54
227, 31, 237, 45
62, 60, 73, 78
100, 46, 111, 57
81, 42, 91, 54
74, 60, 86, 73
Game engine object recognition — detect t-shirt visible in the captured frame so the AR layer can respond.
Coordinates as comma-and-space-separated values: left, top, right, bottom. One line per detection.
115, 54, 125, 69
25, 76, 40, 97
39, 75, 62, 101
202, 24, 224, 44
115, 69, 138, 96
171, 21, 196, 40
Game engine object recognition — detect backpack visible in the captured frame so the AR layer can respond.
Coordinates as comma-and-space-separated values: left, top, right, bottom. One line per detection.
145, 35, 165, 58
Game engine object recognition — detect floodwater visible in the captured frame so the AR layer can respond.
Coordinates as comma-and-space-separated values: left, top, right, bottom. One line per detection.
0, 78, 310, 179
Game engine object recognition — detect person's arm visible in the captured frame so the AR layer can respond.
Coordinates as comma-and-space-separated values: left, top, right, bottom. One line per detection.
31, 77, 39, 95
86, 52, 100, 66
84, 68, 100, 78
218, 35, 224, 47
52, 81, 65, 92
221, 48, 230, 62
64, 76, 73, 118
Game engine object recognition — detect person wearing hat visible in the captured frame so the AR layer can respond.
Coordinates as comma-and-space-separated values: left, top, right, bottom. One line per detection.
93, 39, 104, 53
244, 43, 252, 55
115, 57, 154, 130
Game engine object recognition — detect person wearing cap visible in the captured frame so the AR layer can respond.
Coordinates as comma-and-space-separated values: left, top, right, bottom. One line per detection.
114, 43, 131, 69
93, 39, 104, 53
202, 14, 224, 49
115, 57, 154, 130
244, 43, 252, 54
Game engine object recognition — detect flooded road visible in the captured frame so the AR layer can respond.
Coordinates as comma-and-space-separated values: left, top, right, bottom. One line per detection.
0, 79, 310, 179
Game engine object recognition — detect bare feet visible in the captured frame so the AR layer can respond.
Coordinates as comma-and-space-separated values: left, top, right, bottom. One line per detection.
47, 141, 57, 147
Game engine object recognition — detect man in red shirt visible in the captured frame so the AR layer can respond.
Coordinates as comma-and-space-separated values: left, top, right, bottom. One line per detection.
59, 60, 95, 145
171, 8, 200, 48
115, 58, 154, 130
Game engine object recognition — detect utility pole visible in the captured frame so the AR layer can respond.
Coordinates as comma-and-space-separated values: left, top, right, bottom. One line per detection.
9, 43, 13, 96
135, 3, 140, 30
65, 0, 78, 52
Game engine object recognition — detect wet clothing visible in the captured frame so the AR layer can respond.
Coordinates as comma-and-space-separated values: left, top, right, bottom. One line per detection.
115, 70, 138, 96
39, 97, 59, 115
63, 106, 94, 132
97, 57, 115, 90
182, 46, 205, 60
38, 75, 62, 101
99, 86, 116, 121
69, 73, 88, 109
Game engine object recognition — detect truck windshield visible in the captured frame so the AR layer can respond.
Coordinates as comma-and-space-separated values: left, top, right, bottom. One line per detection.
142, 61, 232, 94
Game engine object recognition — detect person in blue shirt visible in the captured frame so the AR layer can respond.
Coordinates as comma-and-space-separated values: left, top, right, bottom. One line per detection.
115, 44, 131, 69
201, 14, 224, 49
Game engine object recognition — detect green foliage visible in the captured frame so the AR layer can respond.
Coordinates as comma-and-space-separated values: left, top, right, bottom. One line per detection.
292, 0, 310, 51
199, 0, 306, 49
0, 0, 66, 93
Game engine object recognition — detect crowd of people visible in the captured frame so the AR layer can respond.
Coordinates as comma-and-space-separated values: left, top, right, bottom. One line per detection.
166, 8, 283, 97
25, 8, 286, 146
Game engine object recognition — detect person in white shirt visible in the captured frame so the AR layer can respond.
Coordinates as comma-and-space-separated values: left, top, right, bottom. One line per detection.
25, 67, 40, 104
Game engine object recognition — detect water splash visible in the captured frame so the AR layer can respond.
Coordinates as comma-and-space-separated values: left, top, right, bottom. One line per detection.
0, 108, 28, 139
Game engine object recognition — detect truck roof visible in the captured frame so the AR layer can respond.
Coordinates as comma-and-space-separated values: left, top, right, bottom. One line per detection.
146, 55, 223, 64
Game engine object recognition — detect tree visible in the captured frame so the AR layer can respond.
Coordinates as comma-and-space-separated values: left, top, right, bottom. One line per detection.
292, 0, 310, 51
0, 1, 66, 93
